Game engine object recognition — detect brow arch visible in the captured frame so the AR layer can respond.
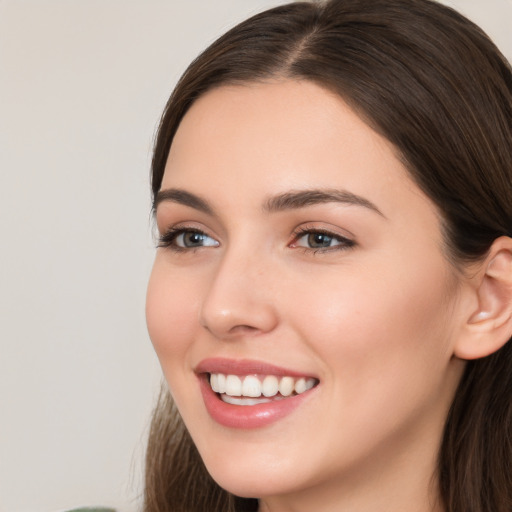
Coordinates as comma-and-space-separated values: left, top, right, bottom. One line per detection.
264, 189, 385, 217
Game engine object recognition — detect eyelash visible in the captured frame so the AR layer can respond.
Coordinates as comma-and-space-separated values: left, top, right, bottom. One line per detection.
157, 226, 356, 253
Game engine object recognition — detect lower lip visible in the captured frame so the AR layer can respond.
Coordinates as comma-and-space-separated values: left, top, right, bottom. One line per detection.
199, 375, 316, 429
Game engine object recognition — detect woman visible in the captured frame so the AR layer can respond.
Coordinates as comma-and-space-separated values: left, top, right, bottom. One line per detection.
144, 0, 512, 510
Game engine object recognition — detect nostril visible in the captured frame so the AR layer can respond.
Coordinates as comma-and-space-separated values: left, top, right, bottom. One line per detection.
228, 325, 259, 335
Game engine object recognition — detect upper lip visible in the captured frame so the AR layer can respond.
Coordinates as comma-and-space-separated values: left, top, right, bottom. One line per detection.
195, 357, 318, 379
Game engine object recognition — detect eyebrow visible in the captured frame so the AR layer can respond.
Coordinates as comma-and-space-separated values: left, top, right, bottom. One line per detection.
153, 188, 214, 215
264, 189, 385, 217
154, 187, 384, 217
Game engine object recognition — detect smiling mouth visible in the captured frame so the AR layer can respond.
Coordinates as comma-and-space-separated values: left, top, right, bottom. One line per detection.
209, 373, 318, 406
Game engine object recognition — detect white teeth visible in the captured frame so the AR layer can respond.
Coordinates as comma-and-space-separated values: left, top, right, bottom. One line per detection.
217, 373, 226, 394
210, 373, 219, 392
262, 375, 279, 397
278, 376, 294, 396
294, 377, 306, 394
209, 373, 317, 400
242, 375, 261, 397
225, 375, 242, 396
222, 396, 272, 406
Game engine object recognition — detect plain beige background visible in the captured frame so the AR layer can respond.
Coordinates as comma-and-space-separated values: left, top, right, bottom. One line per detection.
0, 1, 510, 511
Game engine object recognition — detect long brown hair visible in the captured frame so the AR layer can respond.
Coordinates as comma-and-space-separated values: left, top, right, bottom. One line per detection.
144, 1, 512, 510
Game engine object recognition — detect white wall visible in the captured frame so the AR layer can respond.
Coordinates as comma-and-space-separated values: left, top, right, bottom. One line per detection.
0, 1, 510, 512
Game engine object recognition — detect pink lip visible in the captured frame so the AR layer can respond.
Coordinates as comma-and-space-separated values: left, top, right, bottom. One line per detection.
195, 357, 316, 378
195, 358, 318, 429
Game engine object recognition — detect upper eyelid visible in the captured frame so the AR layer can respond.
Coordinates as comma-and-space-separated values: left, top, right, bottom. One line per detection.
292, 222, 356, 240
294, 226, 349, 236
157, 220, 211, 236
292, 229, 354, 244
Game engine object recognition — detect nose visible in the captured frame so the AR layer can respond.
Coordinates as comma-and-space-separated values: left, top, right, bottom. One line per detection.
199, 248, 279, 339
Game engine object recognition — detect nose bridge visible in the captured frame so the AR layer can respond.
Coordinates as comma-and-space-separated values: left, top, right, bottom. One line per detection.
199, 241, 278, 338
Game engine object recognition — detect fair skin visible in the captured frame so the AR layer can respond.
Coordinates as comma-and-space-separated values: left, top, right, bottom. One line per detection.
146, 80, 488, 512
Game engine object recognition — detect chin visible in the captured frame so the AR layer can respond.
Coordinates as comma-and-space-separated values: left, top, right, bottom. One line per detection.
208, 465, 296, 499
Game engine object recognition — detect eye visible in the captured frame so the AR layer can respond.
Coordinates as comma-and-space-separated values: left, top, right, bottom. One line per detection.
300, 232, 338, 249
176, 230, 218, 248
290, 228, 355, 252
158, 227, 219, 250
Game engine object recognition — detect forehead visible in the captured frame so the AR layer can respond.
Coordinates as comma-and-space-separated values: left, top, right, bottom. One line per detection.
167, 82, 394, 177
162, 80, 434, 223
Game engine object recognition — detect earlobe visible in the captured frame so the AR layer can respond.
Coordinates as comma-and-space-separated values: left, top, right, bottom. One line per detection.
455, 237, 512, 360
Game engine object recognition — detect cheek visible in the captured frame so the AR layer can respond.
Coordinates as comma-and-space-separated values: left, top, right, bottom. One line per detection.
294, 254, 457, 393
145, 259, 200, 366
281, 258, 460, 470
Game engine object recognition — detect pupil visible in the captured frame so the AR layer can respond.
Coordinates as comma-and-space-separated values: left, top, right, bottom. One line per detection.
185, 232, 203, 246
308, 233, 332, 248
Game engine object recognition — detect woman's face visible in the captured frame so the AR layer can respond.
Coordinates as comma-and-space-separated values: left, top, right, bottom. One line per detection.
146, 81, 467, 508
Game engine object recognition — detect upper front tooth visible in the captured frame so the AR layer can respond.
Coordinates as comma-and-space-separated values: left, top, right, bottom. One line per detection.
262, 375, 279, 397
279, 376, 295, 396
217, 374, 226, 394
225, 375, 242, 396
242, 375, 262, 397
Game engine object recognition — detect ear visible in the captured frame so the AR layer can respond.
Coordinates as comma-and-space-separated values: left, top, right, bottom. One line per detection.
455, 236, 512, 360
